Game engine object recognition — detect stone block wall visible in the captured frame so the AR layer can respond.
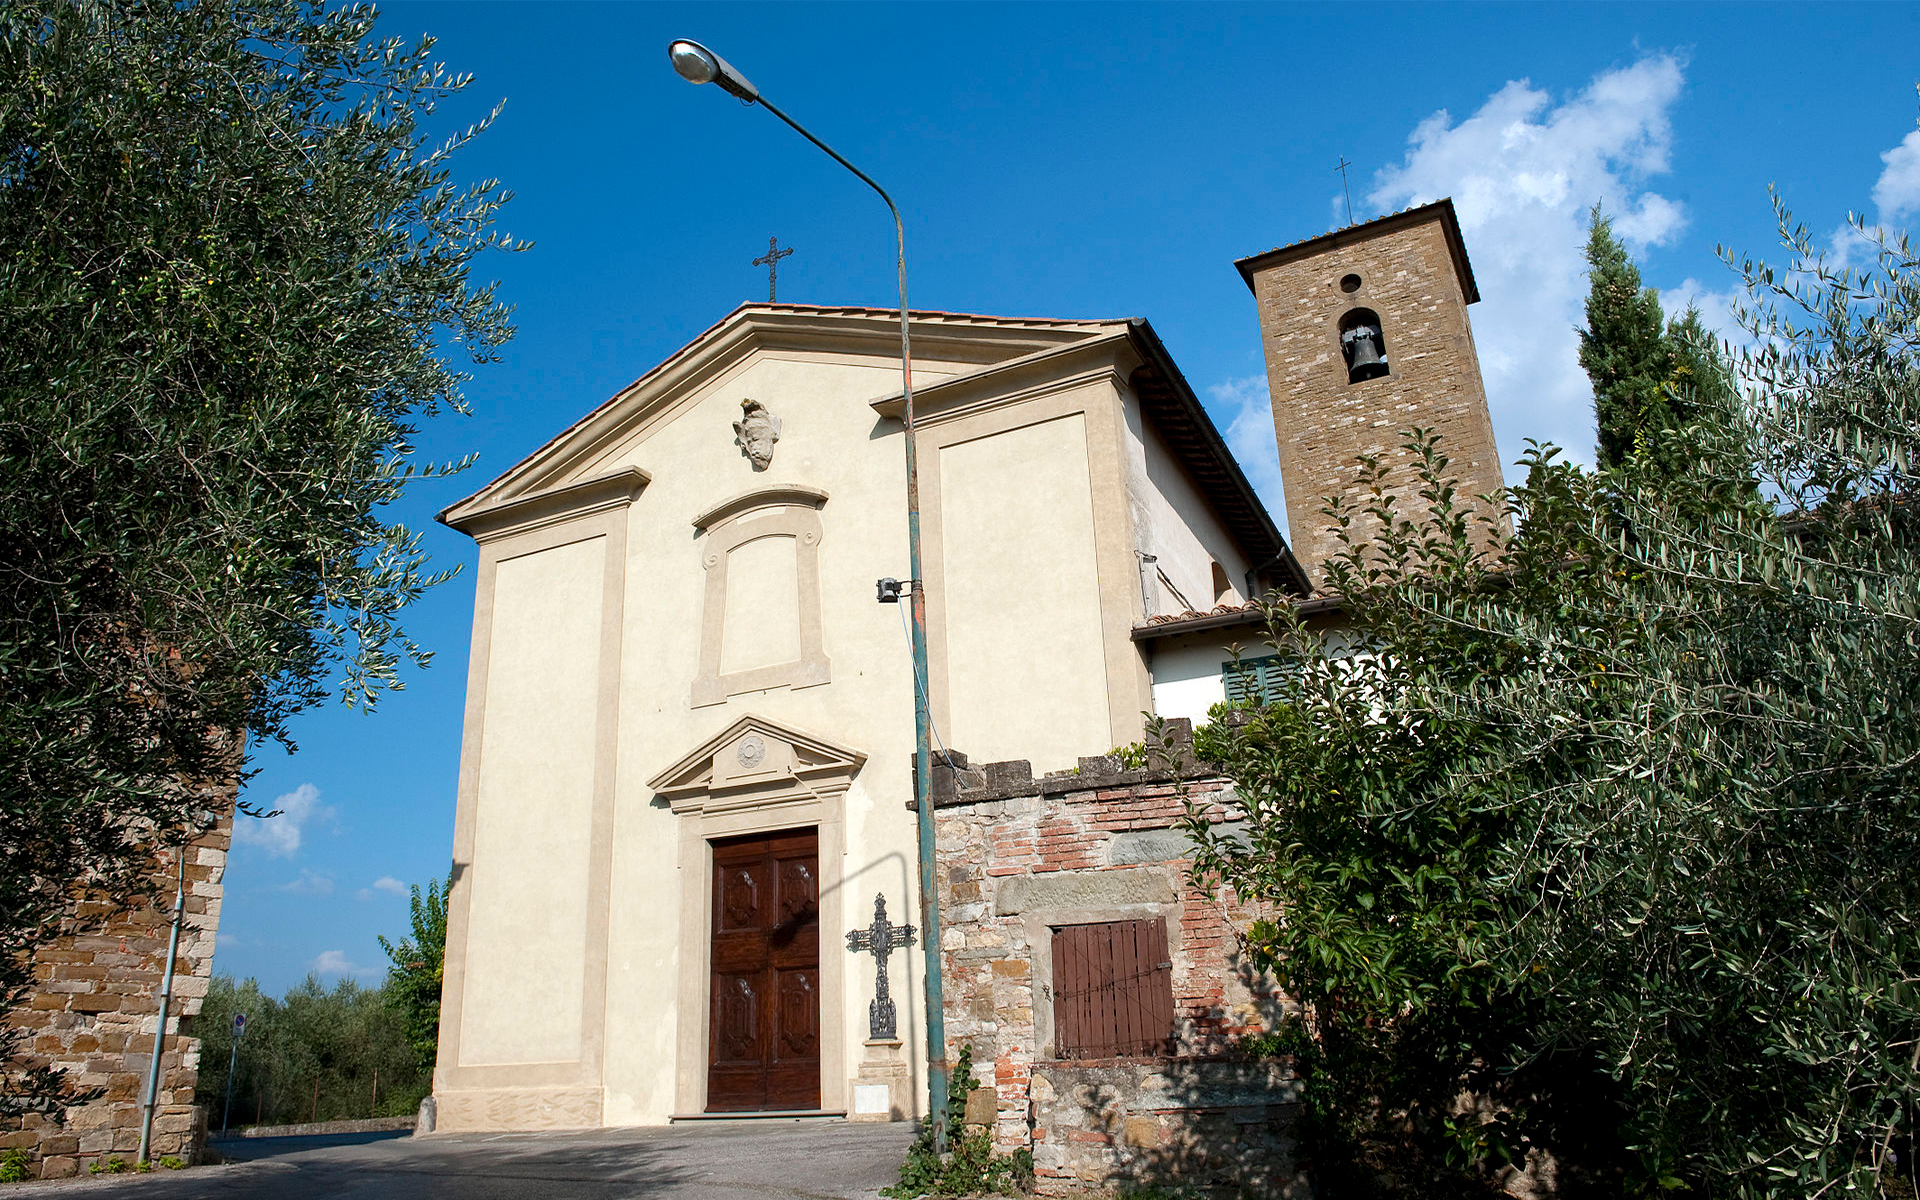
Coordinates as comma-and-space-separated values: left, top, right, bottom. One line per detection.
928, 727, 1304, 1196
1032, 1060, 1302, 1197
2, 818, 232, 1179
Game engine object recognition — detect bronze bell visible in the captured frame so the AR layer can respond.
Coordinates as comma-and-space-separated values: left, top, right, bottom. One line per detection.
1341, 322, 1388, 382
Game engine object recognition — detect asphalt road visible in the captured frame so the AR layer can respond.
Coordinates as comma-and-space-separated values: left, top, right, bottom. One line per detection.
23, 1121, 918, 1200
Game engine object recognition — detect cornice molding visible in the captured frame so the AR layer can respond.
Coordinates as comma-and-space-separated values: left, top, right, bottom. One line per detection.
868, 329, 1139, 422
440, 467, 650, 543
648, 713, 868, 809
690, 484, 830, 532
439, 308, 1122, 520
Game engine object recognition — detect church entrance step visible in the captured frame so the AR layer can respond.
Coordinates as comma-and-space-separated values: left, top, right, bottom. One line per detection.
668, 1110, 848, 1123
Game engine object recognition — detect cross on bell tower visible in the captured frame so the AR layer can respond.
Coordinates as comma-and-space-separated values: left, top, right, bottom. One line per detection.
753, 235, 794, 302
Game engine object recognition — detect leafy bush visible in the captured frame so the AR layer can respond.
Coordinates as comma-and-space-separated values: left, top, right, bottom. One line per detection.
882, 1045, 1032, 1197
1185, 205, 1920, 1197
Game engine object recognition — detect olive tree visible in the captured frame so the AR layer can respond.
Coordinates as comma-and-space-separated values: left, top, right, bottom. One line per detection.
0, 0, 516, 1112
1186, 206, 1920, 1198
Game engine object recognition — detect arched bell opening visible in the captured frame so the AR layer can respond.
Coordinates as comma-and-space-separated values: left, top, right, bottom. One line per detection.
1338, 308, 1389, 384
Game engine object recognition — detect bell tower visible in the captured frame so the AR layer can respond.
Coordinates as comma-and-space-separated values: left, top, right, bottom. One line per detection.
1236, 198, 1506, 589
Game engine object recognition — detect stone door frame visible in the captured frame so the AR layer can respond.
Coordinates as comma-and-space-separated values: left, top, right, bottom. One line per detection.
651, 716, 862, 1116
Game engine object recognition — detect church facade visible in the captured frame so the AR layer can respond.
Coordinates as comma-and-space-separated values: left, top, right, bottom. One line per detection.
429, 198, 1503, 1132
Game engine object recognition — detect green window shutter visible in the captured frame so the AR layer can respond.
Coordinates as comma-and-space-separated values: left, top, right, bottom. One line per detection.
1222, 655, 1282, 705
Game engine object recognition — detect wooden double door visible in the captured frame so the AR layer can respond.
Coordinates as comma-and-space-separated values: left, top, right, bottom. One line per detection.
707, 828, 821, 1112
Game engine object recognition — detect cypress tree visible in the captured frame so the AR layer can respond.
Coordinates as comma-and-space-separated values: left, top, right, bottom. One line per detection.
1579, 207, 1676, 468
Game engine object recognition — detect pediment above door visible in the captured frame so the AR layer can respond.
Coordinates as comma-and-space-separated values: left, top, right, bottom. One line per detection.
648, 714, 867, 814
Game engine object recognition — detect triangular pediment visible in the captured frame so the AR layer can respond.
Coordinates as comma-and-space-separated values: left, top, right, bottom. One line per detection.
648, 713, 868, 807
438, 304, 1124, 535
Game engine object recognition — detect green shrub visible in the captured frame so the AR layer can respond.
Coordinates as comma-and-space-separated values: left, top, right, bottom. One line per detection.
881, 1044, 1032, 1198
0, 1149, 29, 1182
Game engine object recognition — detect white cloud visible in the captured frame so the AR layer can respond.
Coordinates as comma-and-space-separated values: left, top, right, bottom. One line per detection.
1368, 55, 1689, 477
1664, 277, 1744, 346
358, 876, 408, 902
1871, 128, 1920, 222
310, 950, 379, 980
1206, 374, 1289, 537
233, 782, 333, 858
1831, 125, 1920, 270
279, 869, 334, 896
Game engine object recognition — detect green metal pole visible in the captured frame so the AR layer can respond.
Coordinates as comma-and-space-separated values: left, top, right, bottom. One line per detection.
753, 95, 949, 1154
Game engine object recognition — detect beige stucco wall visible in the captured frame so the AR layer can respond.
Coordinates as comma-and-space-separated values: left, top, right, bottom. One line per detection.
435, 313, 1275, 1133
940, 413, 1112, 769
459, 537, 605, 1067
593, 351, 930, 1127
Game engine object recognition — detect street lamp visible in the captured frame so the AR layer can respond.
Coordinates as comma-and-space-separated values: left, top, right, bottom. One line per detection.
667, 39, 951, 1152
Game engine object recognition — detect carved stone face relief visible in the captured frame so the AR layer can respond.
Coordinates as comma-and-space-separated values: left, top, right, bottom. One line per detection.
733, 398, 781, 471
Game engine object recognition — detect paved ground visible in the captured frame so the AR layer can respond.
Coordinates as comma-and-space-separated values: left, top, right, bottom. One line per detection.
20, 1121, 917, 1200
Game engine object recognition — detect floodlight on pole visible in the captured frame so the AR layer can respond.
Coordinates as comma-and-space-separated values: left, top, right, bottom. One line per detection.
667, 38, 952, 1154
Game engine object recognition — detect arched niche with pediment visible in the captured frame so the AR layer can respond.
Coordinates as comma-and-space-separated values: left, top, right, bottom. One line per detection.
690, 486, 831, 708
648, 714, 868, 1117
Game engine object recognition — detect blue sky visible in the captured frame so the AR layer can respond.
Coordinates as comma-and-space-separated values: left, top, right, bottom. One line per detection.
217, 2, 1920, 994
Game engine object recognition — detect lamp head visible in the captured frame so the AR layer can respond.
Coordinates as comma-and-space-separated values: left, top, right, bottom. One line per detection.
667, 39, 759, 103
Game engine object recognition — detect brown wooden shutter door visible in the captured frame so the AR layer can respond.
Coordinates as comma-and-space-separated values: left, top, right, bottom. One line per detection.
1050, 919, 1174, 1059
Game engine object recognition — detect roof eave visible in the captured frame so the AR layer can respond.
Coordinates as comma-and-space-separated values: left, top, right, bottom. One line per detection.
1232, 197, 1481, 305
1123, 319, 1313, 596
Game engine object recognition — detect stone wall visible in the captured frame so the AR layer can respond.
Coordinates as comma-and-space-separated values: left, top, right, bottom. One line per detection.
1240, 200, 1508, 588
2, 818, 232, 1179
929, 725, 1305, 1196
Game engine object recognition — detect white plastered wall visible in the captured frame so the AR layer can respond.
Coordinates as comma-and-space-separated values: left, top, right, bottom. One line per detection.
1120, 391, 1254, 618
1145, 614, 1359, 728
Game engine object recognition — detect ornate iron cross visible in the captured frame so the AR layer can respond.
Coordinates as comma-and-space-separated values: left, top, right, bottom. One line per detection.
846, 893, 916, 1040
753, 235, 794, 302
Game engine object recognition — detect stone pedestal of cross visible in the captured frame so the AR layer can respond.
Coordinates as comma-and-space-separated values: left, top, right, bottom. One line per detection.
847, 893, 915, 1041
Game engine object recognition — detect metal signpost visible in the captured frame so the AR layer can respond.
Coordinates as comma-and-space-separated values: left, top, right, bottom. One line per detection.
222, 1012, 246, 1135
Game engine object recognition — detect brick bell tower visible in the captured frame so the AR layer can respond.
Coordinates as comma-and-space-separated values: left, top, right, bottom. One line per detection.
1236, 198, 1507, 590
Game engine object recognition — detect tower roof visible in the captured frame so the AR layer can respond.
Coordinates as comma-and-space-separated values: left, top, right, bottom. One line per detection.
1232, 197, 1480, 304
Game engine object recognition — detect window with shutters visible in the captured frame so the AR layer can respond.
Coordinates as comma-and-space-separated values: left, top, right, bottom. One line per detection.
1050, 919, 1175, 1059
1222, 654, 1284, 705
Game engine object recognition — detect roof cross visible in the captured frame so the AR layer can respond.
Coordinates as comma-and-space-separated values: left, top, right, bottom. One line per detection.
1335, 156, 1355, 226
753, 235, 794, 302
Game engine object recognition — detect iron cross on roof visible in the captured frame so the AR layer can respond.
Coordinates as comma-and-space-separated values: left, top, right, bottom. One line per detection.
753, 235, 794, 302
847, 893, 915, 1041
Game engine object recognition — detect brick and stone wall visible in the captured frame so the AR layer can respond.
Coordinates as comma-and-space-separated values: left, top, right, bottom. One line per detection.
1241, 200, 1509, 589
928, 725, 1306, 1196
2, 818, 232, 1179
